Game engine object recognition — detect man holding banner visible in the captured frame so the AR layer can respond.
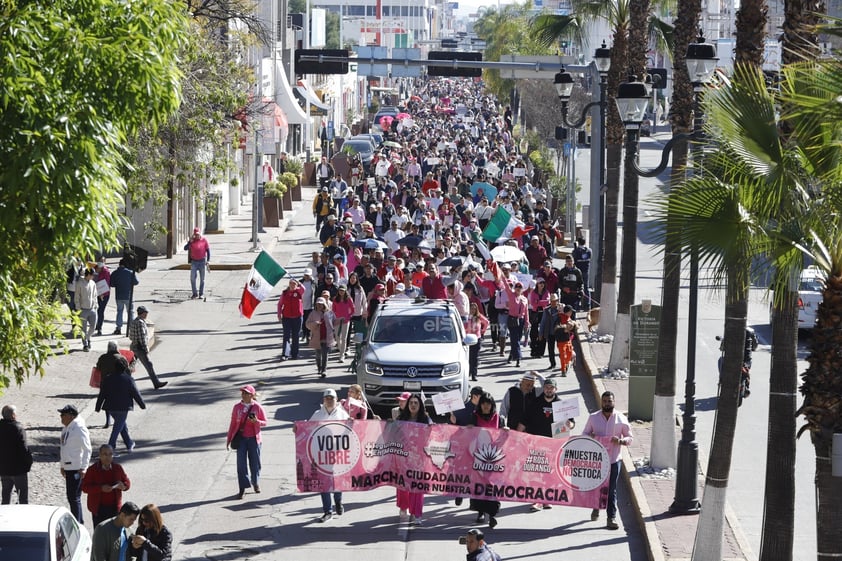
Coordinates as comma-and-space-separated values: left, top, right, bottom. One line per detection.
582, 391, 633, 530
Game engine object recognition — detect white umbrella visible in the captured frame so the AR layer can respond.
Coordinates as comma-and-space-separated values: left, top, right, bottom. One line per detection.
490, 245, 525, 263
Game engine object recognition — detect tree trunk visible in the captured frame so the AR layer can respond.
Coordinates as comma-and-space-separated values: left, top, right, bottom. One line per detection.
734, 0, 768, 68
691, 268, 747, 561
759, 288, 798, 561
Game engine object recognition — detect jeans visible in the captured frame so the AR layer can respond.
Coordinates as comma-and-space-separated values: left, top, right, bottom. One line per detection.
131, 345, 162, 387
507, 317, 524, 361
1, 474, 28, 504
79, 308, 97, 347
236, 436, 262, 490
334, 318, 350, 357
282, 316, 302, 358
316, 342, 328, 373
115, 299, 132, 331
302, 309, 312, 339
320, 492, 342, 514
96, 293, 110, 332
64, 470, 84, 523
108, 411, 135, 451
496, 311, 509, 339
546, 334, 557, 367
190, 259, 207, 297
607, 460, 621, 519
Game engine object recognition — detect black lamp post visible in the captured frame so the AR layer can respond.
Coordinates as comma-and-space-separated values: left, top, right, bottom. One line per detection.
553, 42, 611, 302
615, 37, 718, 515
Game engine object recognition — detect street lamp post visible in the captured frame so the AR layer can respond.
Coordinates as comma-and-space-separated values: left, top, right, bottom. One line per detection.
554, 42, 611, 302
614, 37, 718, 515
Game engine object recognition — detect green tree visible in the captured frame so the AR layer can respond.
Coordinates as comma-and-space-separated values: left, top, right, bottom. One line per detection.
0, 0, 188, 390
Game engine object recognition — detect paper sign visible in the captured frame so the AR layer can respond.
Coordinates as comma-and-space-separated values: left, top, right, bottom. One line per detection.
551, 420, 574, 439
552, 398, 580, 422
513, 167, 526, 177
513, 272, 534, 289
346, 396, 364, 409
96, 279, 110, 296
432, 389, 465, 415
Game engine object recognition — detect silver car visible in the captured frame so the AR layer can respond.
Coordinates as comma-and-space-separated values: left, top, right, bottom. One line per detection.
0, 505, 92, 561
356, 298, 478, 411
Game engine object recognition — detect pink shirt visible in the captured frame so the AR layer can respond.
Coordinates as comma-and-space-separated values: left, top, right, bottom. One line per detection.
582, 410, 633, 463
332, 298, 355, 322
226, 401, 267, 445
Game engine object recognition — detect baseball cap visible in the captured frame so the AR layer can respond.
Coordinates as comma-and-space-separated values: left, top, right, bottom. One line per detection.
395, 283, 406, 292
521, 373, 537, 382
398, 391, 412, 401
240, 384, 256, 395
136, 305, 148, 314
323, 389, 337, 398
315, 297, 327, 306
303, 268, 313, 277
107, 341, 118, 353
375, 283, 386, 291
501, 262, 511, 270
321, 186, 328, 192
58, 404, 79, 415
327, 214, 336, 221
193, 227, 200, 234
544, 378, 557, 388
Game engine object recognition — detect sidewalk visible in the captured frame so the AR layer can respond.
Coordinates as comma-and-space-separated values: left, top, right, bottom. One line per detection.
575, 327, 752, 561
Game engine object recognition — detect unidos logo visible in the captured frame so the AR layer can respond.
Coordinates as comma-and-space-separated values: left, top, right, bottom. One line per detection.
472, 442, 506, 472
307, 423, 361, 476
558, 436, 610, 491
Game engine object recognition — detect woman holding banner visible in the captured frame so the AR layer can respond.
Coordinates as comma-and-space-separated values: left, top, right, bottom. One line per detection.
469, 392, 504, 528
396, 393, 432, 525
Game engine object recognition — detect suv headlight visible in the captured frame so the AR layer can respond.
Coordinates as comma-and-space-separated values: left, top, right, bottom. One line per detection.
365, 362, 384, 376
442, 362, 461, 375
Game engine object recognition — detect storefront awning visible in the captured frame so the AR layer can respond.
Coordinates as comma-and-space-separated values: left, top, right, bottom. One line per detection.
294, 80, 331, 115
275, 62, 309, 125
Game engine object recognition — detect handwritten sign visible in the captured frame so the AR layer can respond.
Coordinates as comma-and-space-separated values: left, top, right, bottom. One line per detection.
432, 389, 465, 415
552, 398, 580, 422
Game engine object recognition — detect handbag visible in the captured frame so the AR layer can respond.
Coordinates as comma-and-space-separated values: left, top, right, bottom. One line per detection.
89, 366, 102, 388
230, 404, 252, 450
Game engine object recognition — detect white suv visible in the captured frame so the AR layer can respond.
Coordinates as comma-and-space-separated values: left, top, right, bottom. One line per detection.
356, 298, 478, 410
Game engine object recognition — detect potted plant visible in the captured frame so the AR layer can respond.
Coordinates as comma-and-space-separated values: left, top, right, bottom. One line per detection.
280, 172, 297, 211
284, 156, 304, 200
263, 180, 286, 227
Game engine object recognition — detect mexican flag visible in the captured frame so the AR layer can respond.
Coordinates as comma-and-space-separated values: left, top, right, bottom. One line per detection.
470, 229, 493, 261
239, 251, 287, 319
481, 206, 532, 243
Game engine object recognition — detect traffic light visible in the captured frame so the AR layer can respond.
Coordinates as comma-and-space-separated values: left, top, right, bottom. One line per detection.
295, 49, 349, 75
555, 127, 568, 141
427, 51, 482, 78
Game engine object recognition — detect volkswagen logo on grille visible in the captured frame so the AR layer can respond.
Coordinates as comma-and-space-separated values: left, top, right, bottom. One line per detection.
406, 367, 418, 377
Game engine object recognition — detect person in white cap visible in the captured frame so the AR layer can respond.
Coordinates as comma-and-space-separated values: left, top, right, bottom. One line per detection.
390, 282, 410, 300
306, 298, 335, 377
308, 388, 350, 521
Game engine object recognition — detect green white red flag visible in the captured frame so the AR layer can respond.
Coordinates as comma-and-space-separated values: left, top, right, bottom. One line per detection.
481, 206, 532, 243
239, 250, 287, 319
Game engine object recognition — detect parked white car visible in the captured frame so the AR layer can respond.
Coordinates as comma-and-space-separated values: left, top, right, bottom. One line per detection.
797, 266, 825, 330
0, 505, 92, 561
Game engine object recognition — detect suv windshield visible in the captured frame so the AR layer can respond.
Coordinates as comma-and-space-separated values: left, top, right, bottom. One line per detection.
370, 314, 457, 343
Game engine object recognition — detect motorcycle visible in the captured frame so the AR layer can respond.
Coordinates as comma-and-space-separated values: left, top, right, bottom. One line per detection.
716, 327, 757, 407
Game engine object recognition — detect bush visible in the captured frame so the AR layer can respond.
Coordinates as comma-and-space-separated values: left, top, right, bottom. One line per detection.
280, 172, 298, 191
264, 180, 286, 198
284, 156, 303, 176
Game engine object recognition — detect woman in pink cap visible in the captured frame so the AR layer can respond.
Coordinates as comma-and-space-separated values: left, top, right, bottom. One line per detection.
226, 385, 267, 499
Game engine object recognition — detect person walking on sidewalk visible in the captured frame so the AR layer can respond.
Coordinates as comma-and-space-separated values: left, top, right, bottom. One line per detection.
463, 528, 502, 561
583, 391, 633, 530
128, 504, 173, 561
0, 404, 33, 504
226, 385, 268, 499
395, 393, 433, 525
518, 378, 561, 512
94, 260, 112, 336
499, 372, 543, 430
465, 303, 489, 381
90, 501, 140, 561
58, 404, 92, 523
538, 294, 560, 370
109, 259, 138, 335
308, 388, 349, 521
184, 227, 211, 299
75, 268, 98, 351
277, 278, 305, 361
555, 305, 578, 376
82, 444, 130, 526
128, 306, 167, 389
95, 358, 146, 454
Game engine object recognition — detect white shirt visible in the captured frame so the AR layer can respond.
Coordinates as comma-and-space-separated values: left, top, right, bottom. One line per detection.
383, 228, 406, 253
310, 404, 350, 421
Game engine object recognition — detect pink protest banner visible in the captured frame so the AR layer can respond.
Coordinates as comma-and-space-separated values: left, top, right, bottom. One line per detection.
294, 420, 612, 509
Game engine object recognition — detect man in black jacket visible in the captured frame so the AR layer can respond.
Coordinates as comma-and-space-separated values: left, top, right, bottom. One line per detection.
498, 372, 542, 430
0, 405, 32, 504
95, 358, 146, 454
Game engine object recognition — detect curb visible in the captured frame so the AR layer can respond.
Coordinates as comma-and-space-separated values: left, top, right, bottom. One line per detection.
575, 324, 665, 561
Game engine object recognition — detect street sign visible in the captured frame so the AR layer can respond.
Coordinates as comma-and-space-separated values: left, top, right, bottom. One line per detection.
391, 48, 423, 77
295, 49, 349, 74
355, 46, 388, 77
629, 300, 661, 420
499, 55, 578, 80
427, 51, 482, 77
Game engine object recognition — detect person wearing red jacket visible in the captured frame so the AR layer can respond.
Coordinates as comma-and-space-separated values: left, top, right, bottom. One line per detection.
421, 262, 448, 299
377, 255, 405, 296
81, 444, 130, 526
277, 279, 305, 361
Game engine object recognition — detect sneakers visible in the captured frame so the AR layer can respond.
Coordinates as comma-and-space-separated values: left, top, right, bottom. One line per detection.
253, 485, 261, 493
190, 294, 198, 300
409, 515, 422, 526
319, 512, 333, 523
113, 328, 122, 335
83, 346, 90, 352
319, 371, 326, 378
475, 513, 484, 523
454, 497, 463, 506
335, 503, 344, 515
530, 504, 542, 512
606, 518, 619, 530
542, 504, 552, 510
154, 382, 169, 390
591, 509, 599, 521
95, 330, 102, 336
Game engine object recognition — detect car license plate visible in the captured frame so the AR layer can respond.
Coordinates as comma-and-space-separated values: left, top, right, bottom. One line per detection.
403, 381, 421, 390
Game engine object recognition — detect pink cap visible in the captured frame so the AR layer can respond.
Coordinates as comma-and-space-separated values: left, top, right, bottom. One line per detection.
398, 392, 412, 401
240, 384, 256, 395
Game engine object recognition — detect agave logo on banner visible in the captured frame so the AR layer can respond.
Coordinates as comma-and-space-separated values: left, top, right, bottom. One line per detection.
308, 423, 361, 476
558, 436, 610, 491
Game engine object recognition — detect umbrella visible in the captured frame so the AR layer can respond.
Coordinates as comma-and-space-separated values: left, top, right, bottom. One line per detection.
410, 95, 422, 102
490, 245, 525, 263
439, 256, 465, 269
353, 238, 388, 251
396, 112, 411, 120
401, 235, 427, 249
470, 181, 498, 200
383, 140, 402, 149
379, 115, 394, 129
